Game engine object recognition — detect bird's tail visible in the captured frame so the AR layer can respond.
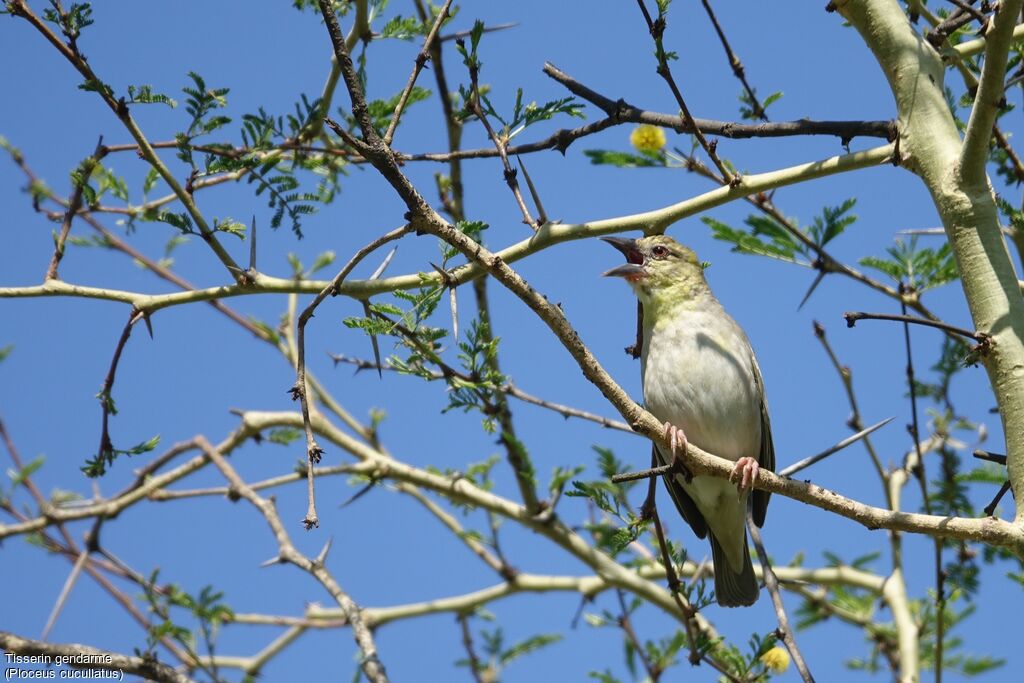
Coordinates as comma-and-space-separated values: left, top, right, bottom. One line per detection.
710, 532, 759, 607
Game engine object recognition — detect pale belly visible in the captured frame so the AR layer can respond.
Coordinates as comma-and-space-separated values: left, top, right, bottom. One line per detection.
641, 310, 761, 464
641, 308, 762, 567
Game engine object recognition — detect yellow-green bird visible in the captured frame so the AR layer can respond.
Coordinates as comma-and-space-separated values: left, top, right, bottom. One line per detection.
602, 234, 774, 607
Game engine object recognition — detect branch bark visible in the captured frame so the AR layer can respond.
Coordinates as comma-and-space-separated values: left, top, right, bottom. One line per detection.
0, 631, 197, 683
833, 0, 1024, 522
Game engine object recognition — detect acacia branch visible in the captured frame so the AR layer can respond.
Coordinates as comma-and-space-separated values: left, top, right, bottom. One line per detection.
0, 631, 196, 683
835, 0, 1024, 523
44, 137, 106, 281
315, 0, 1024, 558
196, 435, 389, 683
699, 0, 767, 120
748, 521, 815, 683
948, 17, 1024, 58
844, 310, 990, 343
8, 0, 243, 279
292, 224, 413, 529
543, 63, 897, 143
382, 0, 453, 145
634, 0, 734, 182
960, 2, 1024, 181
0, 143, 896, 310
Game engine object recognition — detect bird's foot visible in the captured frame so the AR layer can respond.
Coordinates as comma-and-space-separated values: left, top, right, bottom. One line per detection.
663, 421, 693, 483
729, 456, 759, 493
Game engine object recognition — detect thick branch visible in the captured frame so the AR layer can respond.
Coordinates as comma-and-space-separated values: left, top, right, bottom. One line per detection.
960, 2, 1023, 180
0, 630, 196, 683
835, 0, 1024, 522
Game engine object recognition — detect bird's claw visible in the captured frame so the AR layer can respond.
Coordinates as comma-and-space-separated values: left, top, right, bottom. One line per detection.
663, 421, 693, 483
729, 456, 759, 493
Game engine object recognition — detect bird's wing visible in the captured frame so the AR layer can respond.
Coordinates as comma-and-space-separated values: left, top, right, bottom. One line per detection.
653, 444, 708, 539
750, 354, 774, 528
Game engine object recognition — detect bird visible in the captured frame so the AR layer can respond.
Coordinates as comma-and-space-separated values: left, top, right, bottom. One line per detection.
602, 234, 774, 607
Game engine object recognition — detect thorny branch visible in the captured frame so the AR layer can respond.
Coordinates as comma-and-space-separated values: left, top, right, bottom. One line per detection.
292, 224, 413, 529
197, 435, 389, 683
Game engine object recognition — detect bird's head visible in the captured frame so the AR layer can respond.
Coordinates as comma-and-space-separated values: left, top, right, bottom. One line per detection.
601, 234, 709, 309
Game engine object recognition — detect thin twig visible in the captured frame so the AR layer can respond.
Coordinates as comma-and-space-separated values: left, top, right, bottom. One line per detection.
973, 449, 1008, 465
45, 136, 106, 281
812, 322, 888, 485
93, 309, 146, 476
382, 0, 454, 145
779, 417, 895, 477
503, 383, 634, 432
926, 0, 995, 46
844, 311, 990, 343
462, 43, 537, 230
457, 613, 486, 683
747, 520, 815, 682
439, 22, 517, 43
197, 433, 389, 682
984, 480, 1013, 516
516, 155, 549, 226
699, 0, 767, 120
615, 590, 661, 681
899, 294, 944, 683
40, 548, 89, 639
292, 224, 413, 528
635, 0, 734, 183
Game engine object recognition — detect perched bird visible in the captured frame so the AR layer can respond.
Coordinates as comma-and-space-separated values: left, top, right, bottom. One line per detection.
602, 234, 774, 607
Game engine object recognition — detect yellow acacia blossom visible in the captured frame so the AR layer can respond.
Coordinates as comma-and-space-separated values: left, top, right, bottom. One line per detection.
760, 646, 791, 674
629, 124, 666, 153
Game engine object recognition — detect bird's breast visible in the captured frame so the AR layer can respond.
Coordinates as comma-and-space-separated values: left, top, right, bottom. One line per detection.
641, 310, 761, 462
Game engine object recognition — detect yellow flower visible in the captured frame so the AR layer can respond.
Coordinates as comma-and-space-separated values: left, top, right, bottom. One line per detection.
629, 124, 666, 154
760, 646, 791, 674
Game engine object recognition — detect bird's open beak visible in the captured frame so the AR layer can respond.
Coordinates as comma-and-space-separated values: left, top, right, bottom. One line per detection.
601, 237, 646, 278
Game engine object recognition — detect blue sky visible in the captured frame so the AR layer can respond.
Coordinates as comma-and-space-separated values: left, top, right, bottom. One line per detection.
1, 1, 1021, 681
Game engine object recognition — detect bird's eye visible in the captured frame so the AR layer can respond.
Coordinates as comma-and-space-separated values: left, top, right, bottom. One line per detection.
652, 245, 669, 258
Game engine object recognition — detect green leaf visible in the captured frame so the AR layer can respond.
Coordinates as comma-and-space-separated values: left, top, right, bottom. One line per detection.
309, 250, 336, 274
0, 345, 12, 363
584, 149, 664, 168
213, 218, 246, 239
549, 465, 584, 495
77, 78, 114, 98
380, 15, 426, 40
153, 211, 195, 235
126, 84, 177, 108
364, 86, 432, 135
8, 455, 45, 488
266, 428, 303, 446
859, 237, 958, 291
181, 71, 231, 143
499, 633, 562, 666
94, 166, 129, 202
42, 2, 93, 39
704, 216, 799, 262
809, 198, 857, 246
143, 168, 161, 195
441, 220, 489, 262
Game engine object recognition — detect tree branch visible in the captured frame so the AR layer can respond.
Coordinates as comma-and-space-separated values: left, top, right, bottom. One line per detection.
0, 630, 197, 683
543, 62, 897, 142
960, 1, 1024, 181
195, 435, 389, 683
